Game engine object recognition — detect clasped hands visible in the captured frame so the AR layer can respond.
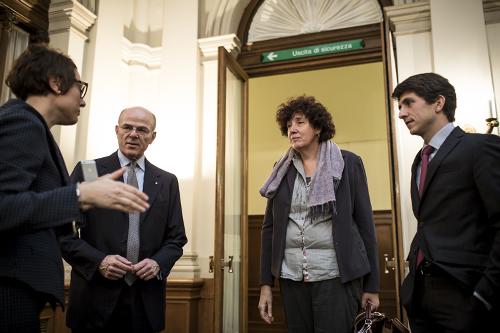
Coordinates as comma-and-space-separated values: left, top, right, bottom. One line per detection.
99, 255, 159, 281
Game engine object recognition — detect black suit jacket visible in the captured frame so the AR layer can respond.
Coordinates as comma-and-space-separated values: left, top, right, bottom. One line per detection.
401, 127, 500, 308
60, 152, 187, 331
0, 99, 80, 305
260, 150, 380, 292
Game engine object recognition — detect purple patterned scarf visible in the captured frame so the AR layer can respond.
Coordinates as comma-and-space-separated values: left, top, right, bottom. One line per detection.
259, 140, 344, 212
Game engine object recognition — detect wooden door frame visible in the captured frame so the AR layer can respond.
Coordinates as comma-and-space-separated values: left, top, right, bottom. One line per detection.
0, 0, 50, 104
214, 46, 249, 333
235, 0, 406, 321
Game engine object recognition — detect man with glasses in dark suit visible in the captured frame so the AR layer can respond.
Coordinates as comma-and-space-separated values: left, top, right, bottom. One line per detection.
61, 106, 187, 333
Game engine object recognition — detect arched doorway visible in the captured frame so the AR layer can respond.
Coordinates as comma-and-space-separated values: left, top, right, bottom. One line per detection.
213, 1, 404, 332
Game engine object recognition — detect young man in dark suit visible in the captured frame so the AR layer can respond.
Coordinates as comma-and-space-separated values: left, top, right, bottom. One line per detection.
60, 107, 187, 333
0, 46, 149, 333
393, 73, 500, 332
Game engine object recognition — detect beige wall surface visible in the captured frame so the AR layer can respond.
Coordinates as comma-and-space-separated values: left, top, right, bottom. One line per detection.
248, 62, 391, 214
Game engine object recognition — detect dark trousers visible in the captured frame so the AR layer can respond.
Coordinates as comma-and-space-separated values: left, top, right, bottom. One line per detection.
408, 262, 497, 333
72, 283, 155, 333
0, 278, 46, 333
279, 277, 361, 333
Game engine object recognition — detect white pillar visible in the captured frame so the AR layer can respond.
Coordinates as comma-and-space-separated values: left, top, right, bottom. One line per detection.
385, 1, 432, 259
48, 0, 96, 282
197, 34, 240, 277
77, 0, 204, 279
431, 0, 495, 132
48, 0, 96, 169
156, 0, 201, 279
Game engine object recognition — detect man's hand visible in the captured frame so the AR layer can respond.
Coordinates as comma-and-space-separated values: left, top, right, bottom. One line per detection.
132, 258, 160, 281
258, 285, 274, 324
362, 292, 380, 311
99, 255, 133, 280
79, 168, 149, 213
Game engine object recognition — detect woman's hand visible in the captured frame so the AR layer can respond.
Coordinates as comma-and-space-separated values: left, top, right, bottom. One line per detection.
258, 285, 274, 324
79, 168, 149, 213
362, 292, 380, 310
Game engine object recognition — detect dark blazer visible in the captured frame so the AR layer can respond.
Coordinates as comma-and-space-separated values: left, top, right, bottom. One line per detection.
60, 152, 187, 331
0, 99, 79, 306
401, 127, 500, 308
260, 150, 380, 293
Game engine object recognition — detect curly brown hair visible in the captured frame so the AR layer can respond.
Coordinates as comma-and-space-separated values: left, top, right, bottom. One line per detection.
276, 95, 335, 142
6, 45, 77, 101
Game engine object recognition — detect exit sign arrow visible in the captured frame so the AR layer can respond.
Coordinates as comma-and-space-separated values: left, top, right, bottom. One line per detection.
266, 52, 278, 61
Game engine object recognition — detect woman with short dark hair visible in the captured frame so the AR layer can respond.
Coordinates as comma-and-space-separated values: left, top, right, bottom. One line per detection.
258, 95, 380, 333
0, 45, 149, 332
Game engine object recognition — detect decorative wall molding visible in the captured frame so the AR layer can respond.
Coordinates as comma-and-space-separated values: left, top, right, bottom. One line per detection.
48, 0, 96, 40
76, 0, 97, 14
198, 33, 241, 62
169, 251, 201, 279
384, 1, 431, 36
484, 0, 500, 25
121, 37, 162, 69
248, 0, 383, 43
386, 1, 500, 35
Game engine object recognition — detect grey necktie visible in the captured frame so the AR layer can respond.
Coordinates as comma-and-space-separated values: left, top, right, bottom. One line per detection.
124, 161, 140, 285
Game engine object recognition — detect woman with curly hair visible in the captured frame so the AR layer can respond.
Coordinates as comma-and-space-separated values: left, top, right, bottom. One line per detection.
258, 95, 380, 332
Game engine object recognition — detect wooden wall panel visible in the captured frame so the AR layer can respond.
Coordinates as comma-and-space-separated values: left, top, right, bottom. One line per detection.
198, 278, 215, 333
373, 210, 397, 317
40, 279, 205, 333
163, 279, 204, 333
248, 215, 287, 333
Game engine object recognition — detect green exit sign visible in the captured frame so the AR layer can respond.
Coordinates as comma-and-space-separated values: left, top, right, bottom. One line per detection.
262, 39, 365, 63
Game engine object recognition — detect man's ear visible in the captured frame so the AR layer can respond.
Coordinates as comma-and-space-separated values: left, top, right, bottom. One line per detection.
48, 76, 62, 95
151, 131, 157, 142
435, 95, 446, 112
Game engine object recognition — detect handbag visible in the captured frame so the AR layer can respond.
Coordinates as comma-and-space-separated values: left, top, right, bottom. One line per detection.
354, 302, 410, 333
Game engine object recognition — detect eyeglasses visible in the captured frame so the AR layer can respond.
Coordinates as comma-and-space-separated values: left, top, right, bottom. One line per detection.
75, 80, 88, 99
119, 124, 152, 135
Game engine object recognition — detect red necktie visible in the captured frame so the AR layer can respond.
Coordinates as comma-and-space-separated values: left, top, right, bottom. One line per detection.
418, 145, 435, 196
416, 145, 435, 267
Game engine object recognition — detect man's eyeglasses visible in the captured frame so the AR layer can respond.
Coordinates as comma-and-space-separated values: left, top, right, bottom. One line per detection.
119, 125, 152, 136
75, 80, 88, 99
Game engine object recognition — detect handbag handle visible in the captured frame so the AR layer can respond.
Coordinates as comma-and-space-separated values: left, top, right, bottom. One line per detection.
357, 301, 374, 333
365, 301, 373, 320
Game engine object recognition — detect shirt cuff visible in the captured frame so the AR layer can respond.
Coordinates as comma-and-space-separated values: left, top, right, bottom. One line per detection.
473, 291, 492, 311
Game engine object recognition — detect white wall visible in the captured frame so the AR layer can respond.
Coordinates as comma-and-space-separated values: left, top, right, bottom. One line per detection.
431, 0, 495, 132
79, 0, 202, 279
387, 0, 498, 259
486, 22, 500, 134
